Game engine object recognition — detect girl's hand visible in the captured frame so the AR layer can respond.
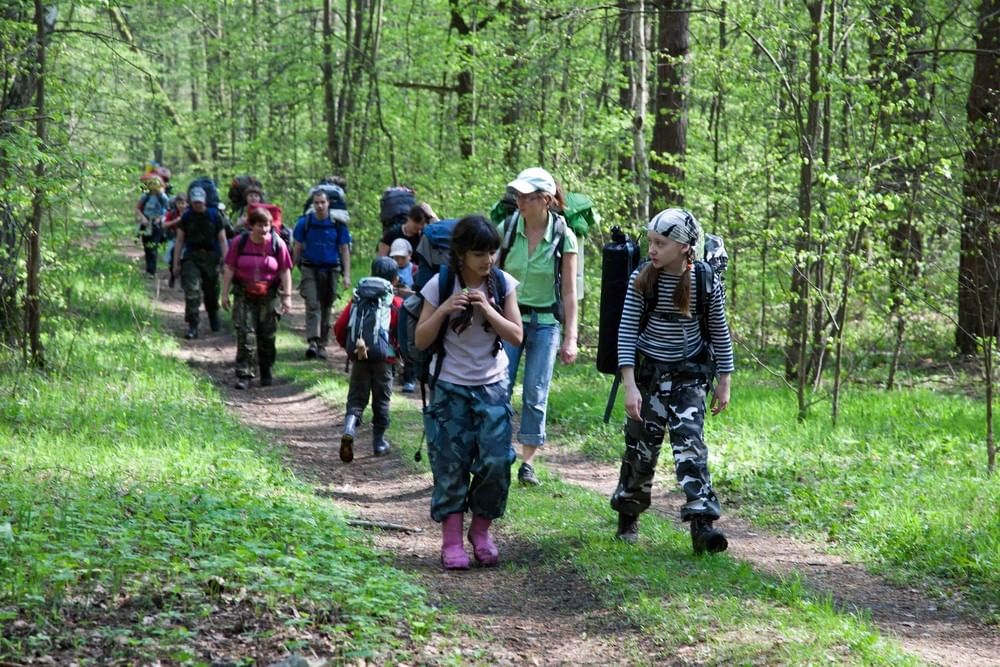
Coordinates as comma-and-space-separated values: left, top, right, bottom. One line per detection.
221, 295, 231, 311
624, 382, 642, 421
280, 295, 292, 315
438, 291, 470, 315
710, 374, 731, 415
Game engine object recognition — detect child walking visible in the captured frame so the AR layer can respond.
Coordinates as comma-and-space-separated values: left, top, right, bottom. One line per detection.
415, 215, 522, 570
333, 256, 403, 462
611, 208, 734, 554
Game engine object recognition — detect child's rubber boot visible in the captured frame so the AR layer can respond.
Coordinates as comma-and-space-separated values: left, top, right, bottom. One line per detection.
441, 513, 470, 570
690, 517, 728, 554
340, 414, 358, 463
372, 427, 390, 457
467, 515, 499, 567
614, 512, 639, 544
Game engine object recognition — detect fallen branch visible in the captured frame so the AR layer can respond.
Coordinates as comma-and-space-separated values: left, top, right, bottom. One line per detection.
346, 519, 423, 533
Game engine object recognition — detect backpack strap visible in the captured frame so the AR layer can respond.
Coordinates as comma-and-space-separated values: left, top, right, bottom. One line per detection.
426, 265, 454, 392
694, 260, 714, 348
498, 213, 520, 269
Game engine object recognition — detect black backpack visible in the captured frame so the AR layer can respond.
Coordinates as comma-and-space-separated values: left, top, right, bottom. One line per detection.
379, 186, 416, 229
188, 177, 221, 209
345, 277, 395, 363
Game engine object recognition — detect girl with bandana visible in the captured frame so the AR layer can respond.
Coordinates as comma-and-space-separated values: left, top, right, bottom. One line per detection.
610, 208, 735, 554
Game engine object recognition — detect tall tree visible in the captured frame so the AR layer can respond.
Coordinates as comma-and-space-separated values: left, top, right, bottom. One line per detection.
957, 0, 1000, 355
651, 0, 690, 208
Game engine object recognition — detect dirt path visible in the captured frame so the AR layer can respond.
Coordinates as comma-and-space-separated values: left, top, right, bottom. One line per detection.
143, 257, 1000, 666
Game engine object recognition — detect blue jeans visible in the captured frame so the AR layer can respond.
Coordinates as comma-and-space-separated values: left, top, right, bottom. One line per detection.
503, 316, 561, 447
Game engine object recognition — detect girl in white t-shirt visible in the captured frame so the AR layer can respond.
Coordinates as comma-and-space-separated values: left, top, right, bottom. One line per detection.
415, 215, 522, 570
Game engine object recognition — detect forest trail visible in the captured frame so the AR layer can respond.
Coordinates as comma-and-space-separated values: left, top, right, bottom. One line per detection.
141, 253, 1000, 666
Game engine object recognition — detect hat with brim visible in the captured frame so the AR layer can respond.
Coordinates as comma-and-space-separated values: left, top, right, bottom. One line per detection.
190, 186, 207, 203
507, 167, 556, 195
389, 238, 412, 257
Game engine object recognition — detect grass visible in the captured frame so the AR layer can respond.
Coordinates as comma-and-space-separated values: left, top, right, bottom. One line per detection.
545, 355, 1000, 619
0, 239, 439, 664
3, 231, 992, 664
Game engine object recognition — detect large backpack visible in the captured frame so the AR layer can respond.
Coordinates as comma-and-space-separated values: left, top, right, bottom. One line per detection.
228, 175, 263, 213
597, 230, 728, 422
303, 183, 350, 221
345, 277, 395, 363
412, 218, 458, 290
379, 186, 416, 229
188, 176, 221, 209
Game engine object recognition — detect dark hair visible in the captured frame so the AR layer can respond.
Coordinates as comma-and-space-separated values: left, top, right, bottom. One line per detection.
247, 207, 273, 227
447, 214, 503, 341
408, 203, 434, 225
448, 214, 500, 270
311, 189, 329, 203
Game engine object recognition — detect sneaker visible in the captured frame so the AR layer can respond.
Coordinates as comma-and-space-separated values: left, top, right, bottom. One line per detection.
690, 518, 728, 555
614, 513, 639, 544
234, 378, 249, 390
316, 344, 327, 360
401, 382, 416, 393
517, 462, 541, 486
305, 341, 318, 359
184, 324, 198, 340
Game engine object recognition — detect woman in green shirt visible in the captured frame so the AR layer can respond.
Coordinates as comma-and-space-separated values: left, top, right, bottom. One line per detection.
500, 167, 580, 486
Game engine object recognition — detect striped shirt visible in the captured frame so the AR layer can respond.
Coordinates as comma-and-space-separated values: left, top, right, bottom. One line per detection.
617, 267, 735, 374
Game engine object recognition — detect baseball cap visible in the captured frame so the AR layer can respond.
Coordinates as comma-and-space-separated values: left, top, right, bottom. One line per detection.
371, 256, 398, 282
507, 167, 556, 195
189, 186, 207, 203
389, 238, 412, 257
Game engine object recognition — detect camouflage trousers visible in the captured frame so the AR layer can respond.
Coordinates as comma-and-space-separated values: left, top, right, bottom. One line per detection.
180, 250, 221, 325
424, 379, 513, 523
346, 359, 393, 429
299, 265, 339, 344
233, 288, 279, 378
610, 360, 721, 522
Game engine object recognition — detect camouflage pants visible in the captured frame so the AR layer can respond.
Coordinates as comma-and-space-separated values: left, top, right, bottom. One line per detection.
346, 359, 393, 429
233, 288, 279, 378
610, 360, 721, 522
424, 379, 513, 523
180, 251, 221, 325
299, 265, 339, 344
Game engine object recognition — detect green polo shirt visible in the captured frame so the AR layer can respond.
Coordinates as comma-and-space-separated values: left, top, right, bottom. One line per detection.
498, 212, 578, 325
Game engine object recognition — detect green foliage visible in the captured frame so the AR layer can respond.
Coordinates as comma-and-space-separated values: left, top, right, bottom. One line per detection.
0, 243, 438, 663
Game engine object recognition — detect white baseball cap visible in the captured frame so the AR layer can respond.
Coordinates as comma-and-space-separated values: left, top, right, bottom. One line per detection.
389, 238, 412, 257
507, 167, 556, 195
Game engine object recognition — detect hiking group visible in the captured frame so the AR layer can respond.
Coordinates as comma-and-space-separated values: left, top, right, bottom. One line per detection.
132, 165, 735, 570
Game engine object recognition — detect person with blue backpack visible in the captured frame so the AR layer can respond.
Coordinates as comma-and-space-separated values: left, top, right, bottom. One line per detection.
611, 208, 734, 555
498, 167, 580, 487
134, 175, 170, 277
333, 256, 403, 462
293, 188, 352, 360
414, 215, 522, 571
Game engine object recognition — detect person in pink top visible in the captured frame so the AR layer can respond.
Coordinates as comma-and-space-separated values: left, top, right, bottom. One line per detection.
220, 206, 293, 389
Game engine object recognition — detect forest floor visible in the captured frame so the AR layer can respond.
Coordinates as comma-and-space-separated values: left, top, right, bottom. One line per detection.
142, 253, 1000, 666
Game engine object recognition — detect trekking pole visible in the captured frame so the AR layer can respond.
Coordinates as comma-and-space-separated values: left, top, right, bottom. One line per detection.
603, 373, 622, 423
414, 429, 424, 462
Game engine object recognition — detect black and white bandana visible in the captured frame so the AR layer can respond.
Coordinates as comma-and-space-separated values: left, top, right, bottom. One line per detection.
647, 208, 700, 246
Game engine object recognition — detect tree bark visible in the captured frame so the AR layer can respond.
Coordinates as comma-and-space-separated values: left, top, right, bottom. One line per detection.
651, 0, 690, 208
322, 0, 337, 171
627, 0, 650, 222
957, 0, 1000, 354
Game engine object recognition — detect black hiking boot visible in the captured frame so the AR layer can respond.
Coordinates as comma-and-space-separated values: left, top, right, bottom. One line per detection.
305, 339, 319, 359
260, 367, 273, 387
208, 310, 221, 332
614, 513, 639, 544
372, 427, 390, 457
185, 323, 198, 340
690, 517, 728, 554
517, 462, 541, 486
340, 414, 358, 463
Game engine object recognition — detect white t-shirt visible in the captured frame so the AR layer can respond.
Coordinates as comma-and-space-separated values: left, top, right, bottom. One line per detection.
421, 269, 519, 386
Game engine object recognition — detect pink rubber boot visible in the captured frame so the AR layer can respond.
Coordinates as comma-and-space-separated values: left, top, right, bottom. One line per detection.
440, 513, 470, 570
467, 515, 499, 567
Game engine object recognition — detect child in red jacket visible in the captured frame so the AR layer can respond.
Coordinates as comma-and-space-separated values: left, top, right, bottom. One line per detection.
333, 257, 403, 462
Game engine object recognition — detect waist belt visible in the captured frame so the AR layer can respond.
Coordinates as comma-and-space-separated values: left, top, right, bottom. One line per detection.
637, 351, 716, 387
521, 304, 558, 316
301, 261, 340, 270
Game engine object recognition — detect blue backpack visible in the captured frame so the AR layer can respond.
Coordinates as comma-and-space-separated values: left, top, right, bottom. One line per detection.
413, 218, 458, 290
345, 277, 395, 363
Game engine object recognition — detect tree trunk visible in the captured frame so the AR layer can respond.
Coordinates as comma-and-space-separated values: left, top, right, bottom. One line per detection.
322, 0, 337, 171
957, 0, 1000, 354
787, 0, 824, 419
618, 0, 635, 185
26, 0, 51, 368
651, 0, 690, 208
629, 0, 650, 222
